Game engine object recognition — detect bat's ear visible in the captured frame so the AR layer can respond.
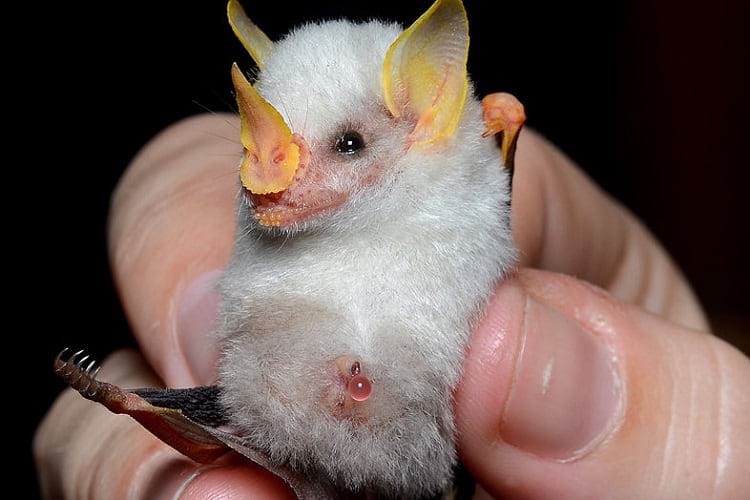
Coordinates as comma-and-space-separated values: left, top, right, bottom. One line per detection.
383, 0, 469, 148
227, 0, 274, 70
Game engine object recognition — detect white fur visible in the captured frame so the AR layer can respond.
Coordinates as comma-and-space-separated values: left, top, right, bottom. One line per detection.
217, 19, 515, 498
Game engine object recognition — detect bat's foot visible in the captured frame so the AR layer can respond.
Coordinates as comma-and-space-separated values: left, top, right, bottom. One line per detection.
53, 347, 232, 464
481, 92, 526, 172
54, 348, 103, 398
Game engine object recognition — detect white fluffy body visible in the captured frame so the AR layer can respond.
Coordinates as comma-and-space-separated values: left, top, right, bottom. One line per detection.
217, 19, 515, 497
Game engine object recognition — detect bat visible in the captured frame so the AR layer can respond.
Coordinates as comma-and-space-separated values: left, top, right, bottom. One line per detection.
55, 1, 525, 498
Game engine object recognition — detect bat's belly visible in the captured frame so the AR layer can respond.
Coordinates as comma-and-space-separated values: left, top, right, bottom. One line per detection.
214, 237, 492, 495
224, 244, 470, 378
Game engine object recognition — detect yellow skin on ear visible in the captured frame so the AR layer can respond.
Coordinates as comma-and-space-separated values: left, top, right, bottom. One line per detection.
383, 0, 469, 148
227, 0, 274, 70
231, 64, 301, 194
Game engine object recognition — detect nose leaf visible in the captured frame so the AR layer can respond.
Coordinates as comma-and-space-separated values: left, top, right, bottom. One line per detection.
232, 63, 301, 194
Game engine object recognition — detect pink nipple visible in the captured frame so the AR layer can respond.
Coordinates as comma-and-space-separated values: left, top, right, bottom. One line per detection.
347, 374, 372, 402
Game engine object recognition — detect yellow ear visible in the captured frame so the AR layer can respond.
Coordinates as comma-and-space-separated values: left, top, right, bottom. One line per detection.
227, 0, 274, 70
383, 0, 469, 147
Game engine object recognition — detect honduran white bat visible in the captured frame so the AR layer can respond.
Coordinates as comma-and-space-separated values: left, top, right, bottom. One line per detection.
56, 0, 525, 498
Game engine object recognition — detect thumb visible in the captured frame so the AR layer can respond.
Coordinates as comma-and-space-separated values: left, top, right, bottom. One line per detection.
456, 269, 750, 499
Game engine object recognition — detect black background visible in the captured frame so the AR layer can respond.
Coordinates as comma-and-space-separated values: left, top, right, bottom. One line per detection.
21, 0, 749, 496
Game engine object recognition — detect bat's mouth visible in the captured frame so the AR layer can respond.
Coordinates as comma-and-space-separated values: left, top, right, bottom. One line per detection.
246, 189, 347, 228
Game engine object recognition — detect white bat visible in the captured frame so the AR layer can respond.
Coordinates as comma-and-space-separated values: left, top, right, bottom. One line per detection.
55, 1, 525, 498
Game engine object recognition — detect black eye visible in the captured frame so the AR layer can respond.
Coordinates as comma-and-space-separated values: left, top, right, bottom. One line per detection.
335, 131, 365, 155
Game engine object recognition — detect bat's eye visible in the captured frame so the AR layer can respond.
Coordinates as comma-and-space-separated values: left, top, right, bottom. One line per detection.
335, 131, 365, 155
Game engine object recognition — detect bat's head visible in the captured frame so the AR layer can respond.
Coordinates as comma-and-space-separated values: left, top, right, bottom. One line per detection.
229, 0, 512, 236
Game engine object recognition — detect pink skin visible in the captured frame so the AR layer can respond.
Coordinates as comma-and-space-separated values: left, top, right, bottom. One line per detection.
348, 375, 372, 402
246, 133, 350, 228
324, 356, 373, 421
248, 189, 348, 228
246, 119, 395, 229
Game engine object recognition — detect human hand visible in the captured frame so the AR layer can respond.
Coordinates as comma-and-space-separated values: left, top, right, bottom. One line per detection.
455, 133, 750, 497
34, 114, 750, 498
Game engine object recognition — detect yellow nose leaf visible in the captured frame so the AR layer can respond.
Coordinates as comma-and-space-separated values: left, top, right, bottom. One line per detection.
239, 141, 301, 195
231, 64, 300, 194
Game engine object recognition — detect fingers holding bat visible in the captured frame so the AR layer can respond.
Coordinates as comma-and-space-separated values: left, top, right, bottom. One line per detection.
37, 112, 717, 498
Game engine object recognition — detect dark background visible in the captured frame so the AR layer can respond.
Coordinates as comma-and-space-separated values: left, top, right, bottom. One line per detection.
22, 0, 748, 496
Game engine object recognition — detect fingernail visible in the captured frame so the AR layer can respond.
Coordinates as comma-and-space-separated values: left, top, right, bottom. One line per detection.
177, 466, 296, 500
500, 297, 623, 459
176, 269, 223, 386
143, 462, 213, 500
132, 451, 211, 500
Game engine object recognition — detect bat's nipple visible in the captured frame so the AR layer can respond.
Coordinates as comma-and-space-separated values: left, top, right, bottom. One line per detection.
347, 374, 372, 402
335, 358, 373, 403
